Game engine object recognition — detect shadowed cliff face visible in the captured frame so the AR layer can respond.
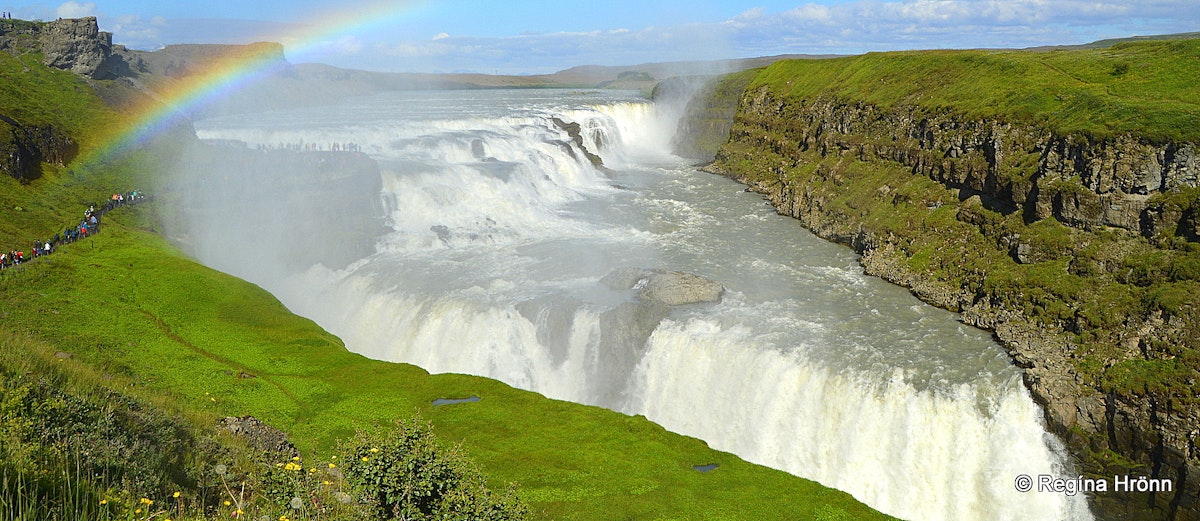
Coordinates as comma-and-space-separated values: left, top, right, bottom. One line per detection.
0, 115, 77, 182
701, 82, 1200, 520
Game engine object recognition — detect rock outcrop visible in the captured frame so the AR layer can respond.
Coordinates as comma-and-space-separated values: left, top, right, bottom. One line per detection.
723, 91, 1197, 238
1, 16, 142, 80
0, 114, 77, 181
602, 267, 725, 306
218, 416, 299, 458
39, 17, 115, 78
551, 116, 608, 171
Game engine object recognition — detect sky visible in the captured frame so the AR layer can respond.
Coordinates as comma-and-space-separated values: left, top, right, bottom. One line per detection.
6, 0, 1199, 74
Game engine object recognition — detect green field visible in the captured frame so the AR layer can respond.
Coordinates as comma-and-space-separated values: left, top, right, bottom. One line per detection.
750, 39, 1200, 143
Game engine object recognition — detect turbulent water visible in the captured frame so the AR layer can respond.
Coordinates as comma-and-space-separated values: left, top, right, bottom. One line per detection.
191, 89, 1094, 521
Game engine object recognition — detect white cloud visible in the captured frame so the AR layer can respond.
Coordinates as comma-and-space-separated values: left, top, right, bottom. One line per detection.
432, 32, 450, 41
56, 1, 96, 19
716, 0, 1200, 54
107, 15, 167, 47
335, 36, 364, 54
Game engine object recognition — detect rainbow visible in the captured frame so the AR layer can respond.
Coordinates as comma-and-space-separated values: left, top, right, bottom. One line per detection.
80, 0, 428, 167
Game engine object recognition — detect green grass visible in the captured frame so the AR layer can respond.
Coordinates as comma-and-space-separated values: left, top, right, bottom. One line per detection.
748, 39, 1200, 143
0, 50, 112, 145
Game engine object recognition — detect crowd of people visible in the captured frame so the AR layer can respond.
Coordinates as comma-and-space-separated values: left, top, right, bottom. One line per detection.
1, 190, 147, 270
255, 141, 364, 153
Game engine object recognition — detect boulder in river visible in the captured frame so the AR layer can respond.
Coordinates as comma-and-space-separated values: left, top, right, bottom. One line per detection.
602, 267, 725, 306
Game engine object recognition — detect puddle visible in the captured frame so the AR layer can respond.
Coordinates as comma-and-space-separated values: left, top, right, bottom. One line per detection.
432, 395, 481, 406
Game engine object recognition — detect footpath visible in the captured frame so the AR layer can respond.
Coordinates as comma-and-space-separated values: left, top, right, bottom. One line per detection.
2, 191, 148, 269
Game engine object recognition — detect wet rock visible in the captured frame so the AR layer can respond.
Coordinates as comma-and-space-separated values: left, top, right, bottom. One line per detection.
602, 267, 725, 306
550, 116, 606, 169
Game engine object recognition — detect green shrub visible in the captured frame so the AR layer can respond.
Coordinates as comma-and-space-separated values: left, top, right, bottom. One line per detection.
341, 417, 528, 521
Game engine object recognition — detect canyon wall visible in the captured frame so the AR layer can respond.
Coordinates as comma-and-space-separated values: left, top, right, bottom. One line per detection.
684, 50, 1200, 520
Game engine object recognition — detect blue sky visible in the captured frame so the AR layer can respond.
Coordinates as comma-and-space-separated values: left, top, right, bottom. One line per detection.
7, 1, 1199, 74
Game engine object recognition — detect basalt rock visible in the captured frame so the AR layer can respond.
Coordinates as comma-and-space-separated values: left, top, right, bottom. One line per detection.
551, 116, 608, 171
218, 415, 299, 458
1, 17, 136, 79
39, 17, 120, 79
602, 267, 725, 306
0, 114, 77, 181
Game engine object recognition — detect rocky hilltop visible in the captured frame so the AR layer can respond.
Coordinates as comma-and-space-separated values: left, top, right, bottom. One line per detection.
0, 16, 139, 79
689, 40, 1200, 520
0, 17, 137, 181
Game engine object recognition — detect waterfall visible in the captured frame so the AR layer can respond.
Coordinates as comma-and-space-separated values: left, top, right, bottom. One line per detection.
186, 89, 1093, 521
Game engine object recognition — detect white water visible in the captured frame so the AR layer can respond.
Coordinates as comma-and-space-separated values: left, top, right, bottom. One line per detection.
189, 89, 1093, 521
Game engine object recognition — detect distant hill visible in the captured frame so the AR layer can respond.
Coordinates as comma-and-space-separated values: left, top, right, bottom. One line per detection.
1022, 31, 1200, 51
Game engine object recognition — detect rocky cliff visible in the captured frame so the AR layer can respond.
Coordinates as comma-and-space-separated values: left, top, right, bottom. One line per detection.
39, 17, 116, 78
693, 42, 1200, 521
0, 114, 77, 181
0, 17, 136, 79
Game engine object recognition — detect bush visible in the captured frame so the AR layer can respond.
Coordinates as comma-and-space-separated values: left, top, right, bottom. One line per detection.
341, 417, 528, 521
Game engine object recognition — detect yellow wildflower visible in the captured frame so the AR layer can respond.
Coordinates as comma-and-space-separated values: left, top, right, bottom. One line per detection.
369, 447, 379, 453
173, 491, 181, 498
328, 462, 337, 468
292, 456, 300, 461
224, 500, 231, 506
140, 497, 153, 505
99, 499, 108, 505
135, 509, 142, 515
361, 456, 369, 462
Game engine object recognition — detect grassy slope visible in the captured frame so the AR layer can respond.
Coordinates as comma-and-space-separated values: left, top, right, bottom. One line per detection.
751, 39, 1200, 143
0, 54, 894, 520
